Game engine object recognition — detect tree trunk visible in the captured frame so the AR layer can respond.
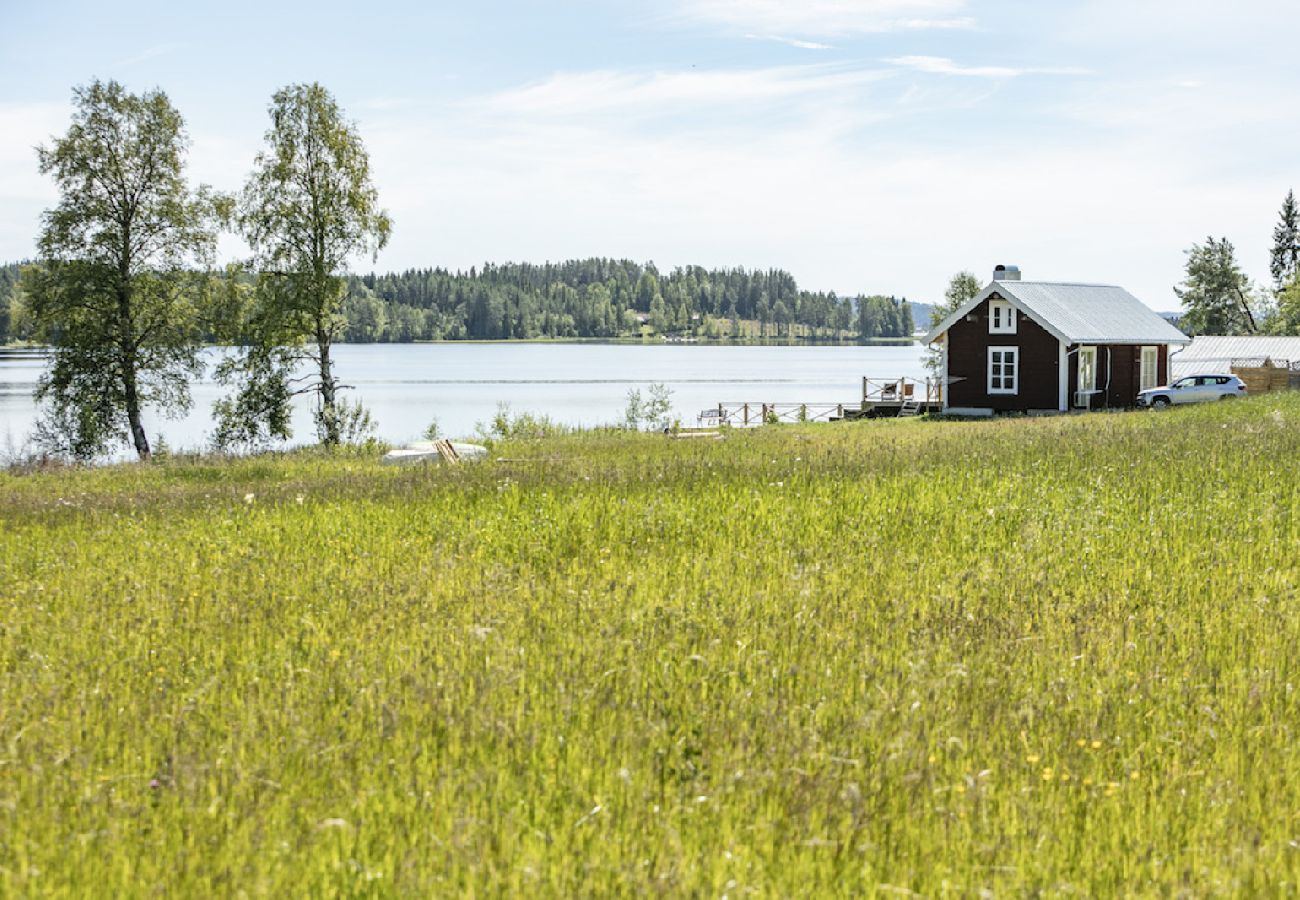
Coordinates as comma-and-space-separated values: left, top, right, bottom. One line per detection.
117, 273, 151, 461
124, 370, 151, 461
1235, 286, 1258, 334
317, 323, 339, 447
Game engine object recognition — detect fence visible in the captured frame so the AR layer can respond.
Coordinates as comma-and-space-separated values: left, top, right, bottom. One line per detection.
1229, 359, 1298, 394
862, 377, 940, 404
700, 403, 849, 427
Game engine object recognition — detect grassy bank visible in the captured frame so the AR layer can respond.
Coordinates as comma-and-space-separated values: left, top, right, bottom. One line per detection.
3, 398, 1300, 894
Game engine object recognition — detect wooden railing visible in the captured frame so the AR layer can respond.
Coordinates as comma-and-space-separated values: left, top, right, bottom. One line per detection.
697, 377, 941, 427
863, 376, 940, 404
699, 402, 849, 427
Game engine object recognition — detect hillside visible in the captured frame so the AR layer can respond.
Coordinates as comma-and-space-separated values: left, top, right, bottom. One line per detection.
3, 399, 1300, 893
0, 259, 917, 344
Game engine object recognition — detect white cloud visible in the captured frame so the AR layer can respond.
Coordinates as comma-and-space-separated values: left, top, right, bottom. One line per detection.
0, 102, 67, 258
113, 42, 185, 69
475, 65, 890, 120
745, 34, 834, 50
672, 0, 974, 36
886, 55, 1090, 78
346, 56, 1295, 310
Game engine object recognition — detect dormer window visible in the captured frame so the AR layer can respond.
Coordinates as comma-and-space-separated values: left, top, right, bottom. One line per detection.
989, 300, 1017, 334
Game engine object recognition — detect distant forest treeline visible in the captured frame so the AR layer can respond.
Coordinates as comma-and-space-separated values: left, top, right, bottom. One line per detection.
1, 259, 921, 344
0, 263, 19, 344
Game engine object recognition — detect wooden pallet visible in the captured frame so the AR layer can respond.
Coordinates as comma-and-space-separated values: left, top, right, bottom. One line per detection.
434, 439, 460, 464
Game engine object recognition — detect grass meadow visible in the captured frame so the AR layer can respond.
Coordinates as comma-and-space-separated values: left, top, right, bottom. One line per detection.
3, 396, 1300, 895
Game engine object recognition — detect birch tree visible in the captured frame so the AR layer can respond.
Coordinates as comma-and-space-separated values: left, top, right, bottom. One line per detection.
222, 83, 390, 449
26, 80, 218, 460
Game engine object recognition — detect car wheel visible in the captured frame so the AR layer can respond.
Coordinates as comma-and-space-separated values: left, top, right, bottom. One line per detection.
1151, 396, 1171, 409
1219, 394, 1237, 401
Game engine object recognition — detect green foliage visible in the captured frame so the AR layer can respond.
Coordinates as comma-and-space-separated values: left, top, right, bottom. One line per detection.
26, 80, 220, 460
622, 382, 674, 431
1176, 236, 1258, 335
317, 396, 376, 447
925, 271, 981, 378
0, 262, 23, 344
474, 402, 571, 445
211, 344, 297, 452
340, 261, 901, 342
855, 294, 912, 340
1271, 189, 1300, 293
942, 271, 982, 313
421, 417, 441, 441
4, 399, 1300, 893
342, 282, 387, 342
229, 82, 391, 447
5, 256, 918, 346
1268, 273, 1300, 335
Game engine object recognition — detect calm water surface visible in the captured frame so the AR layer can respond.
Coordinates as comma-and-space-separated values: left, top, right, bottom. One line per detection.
0, 343, 927, 452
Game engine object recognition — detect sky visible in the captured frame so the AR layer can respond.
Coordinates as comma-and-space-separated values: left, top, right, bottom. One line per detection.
1, 0, 1296, 308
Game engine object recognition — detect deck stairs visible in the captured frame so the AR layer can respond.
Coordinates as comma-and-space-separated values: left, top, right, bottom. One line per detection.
897, 398, 923, 418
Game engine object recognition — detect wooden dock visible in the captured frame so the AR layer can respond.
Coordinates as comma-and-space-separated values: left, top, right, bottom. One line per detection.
699, 377, 941, 427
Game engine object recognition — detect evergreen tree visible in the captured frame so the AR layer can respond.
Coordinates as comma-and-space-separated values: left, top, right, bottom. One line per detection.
343, 283, 387, 342
1272, 190, 1300, 293
772, 299, 792, 337
648, 292, 668, 333
856, 296, 882, 339
1176, 237, 1257, 335
1268, 273, 1300, 335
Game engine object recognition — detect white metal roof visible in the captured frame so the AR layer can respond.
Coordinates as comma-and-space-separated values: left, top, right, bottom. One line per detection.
1171, 335, 1300, 377
926, 280, 1190, 346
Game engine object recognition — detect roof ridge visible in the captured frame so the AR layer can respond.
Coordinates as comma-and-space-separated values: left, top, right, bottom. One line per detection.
1009, 280, 1120, 288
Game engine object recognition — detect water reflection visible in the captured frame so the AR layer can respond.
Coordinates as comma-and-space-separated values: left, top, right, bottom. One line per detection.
0, 342, 926, 452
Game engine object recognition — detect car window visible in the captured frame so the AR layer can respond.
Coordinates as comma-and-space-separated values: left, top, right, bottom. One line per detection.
1215, 377, 1231, 384
1173, 377, 1194, 388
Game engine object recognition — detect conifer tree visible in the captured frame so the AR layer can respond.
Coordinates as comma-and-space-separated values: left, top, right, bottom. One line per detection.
1271, 190, 1300, 293
1176, 237, 1257, 335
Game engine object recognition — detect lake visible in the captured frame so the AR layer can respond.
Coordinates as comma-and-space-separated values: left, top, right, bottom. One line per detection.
0, 342, 929, 453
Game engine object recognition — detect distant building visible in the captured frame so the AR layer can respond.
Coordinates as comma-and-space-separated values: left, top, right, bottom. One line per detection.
925, 265, 1190, 414
1171, 335, 1300, 379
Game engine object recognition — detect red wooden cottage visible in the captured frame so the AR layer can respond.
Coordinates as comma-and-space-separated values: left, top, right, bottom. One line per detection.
925, 265, 1190, 414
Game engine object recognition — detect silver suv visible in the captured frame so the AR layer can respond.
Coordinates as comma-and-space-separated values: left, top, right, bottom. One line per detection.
1138, 374, 1247, 408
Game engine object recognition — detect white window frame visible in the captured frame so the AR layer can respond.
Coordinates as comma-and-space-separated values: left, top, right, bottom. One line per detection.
1075, 345, 1098, 408
1078, 346, 1097, 392
1140, 346, 1158, 392
989, 300, 1017, 334
987, 346, 1019, 395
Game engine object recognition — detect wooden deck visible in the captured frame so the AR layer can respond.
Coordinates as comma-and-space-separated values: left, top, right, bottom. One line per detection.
698, 377, 941, 426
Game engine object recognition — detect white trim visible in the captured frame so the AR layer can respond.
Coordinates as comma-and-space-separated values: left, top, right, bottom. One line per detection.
940, 334, 949, 410
1075, 345, 1098, 409
989, 300, 1017, 334
1078, 346, 1097, 390
1058, 341, 1068, 411
1140, 345, 1158, 391
987, 345, 1019, 395
923, 281, 1193, 347
925, 285, 1067, 346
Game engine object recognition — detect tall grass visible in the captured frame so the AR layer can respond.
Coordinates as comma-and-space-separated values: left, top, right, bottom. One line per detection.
3, 397, 1300, 894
